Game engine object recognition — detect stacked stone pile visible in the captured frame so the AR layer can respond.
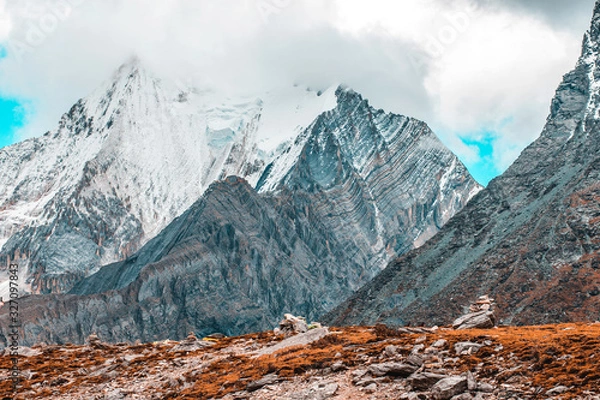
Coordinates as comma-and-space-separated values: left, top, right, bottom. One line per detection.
453, 296, 496, 330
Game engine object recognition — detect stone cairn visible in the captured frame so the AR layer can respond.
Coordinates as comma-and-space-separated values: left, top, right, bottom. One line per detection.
469, 295, 494, 313
170, 331, 215, 352
182, 331, 198, 345
452, 295, 496, 330
274, 314, 308, 337
87, 333, 108, 349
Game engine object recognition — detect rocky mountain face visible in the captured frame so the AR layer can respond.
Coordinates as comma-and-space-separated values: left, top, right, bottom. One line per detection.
0, 59, 340, 296
0, 86, 480, 346
325, 2, 600, 328
258, 87, 480, 258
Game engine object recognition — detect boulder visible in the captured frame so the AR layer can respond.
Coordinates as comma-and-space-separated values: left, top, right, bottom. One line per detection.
330, 361, 347, 372
454, 342, 484, 355
406, 354, 424, 367
452, 310, 495, 330
256, 327, 329, 356
367, 362, 418, 377
205, 332, 226, 340
546, 385, 569, 396
477, 382, 495, 393
247, 374, 280, 391
466, 371, 477, 391
383, 345, 398, 357
431, 376, 468, 400
364, 383, 378, 393
408, 372, 448, 390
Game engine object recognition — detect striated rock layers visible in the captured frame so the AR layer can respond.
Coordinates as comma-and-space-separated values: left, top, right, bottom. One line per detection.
325, 1, 600, 328
0, 87, 479, 346
0, 59, 343, 296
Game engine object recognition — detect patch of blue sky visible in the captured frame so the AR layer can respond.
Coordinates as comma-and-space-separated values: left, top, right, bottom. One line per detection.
0, 45, 30, 149
460, 134, 501, 187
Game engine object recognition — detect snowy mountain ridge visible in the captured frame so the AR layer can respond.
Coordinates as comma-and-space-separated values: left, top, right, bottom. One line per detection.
0, 56, 484, 341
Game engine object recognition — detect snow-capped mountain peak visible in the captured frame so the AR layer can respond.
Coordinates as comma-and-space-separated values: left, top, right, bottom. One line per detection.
0, 59, 340, 295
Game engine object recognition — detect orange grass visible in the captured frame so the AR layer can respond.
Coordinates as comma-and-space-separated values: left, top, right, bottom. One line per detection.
1, 324, 599, 399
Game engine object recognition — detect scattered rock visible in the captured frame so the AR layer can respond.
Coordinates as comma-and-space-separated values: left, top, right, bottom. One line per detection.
431, 339, 448, 348
256, 327, 329, 356
364, 383, 378, 393
409, 372, 448, 390
247, 374, 281, 392
368, 362, 418, 377
411, 344, 425, 354
351, 369, 368, 380
353, 376, 379, 387
330, 362, 346, 372
415, 335, 427, 344
291, 382, 338, 400
3, 346, 42, 357
477, 382, 495, 393
466, 371, 477, 391
431, 376, 468, 400
205, 333, 226, 340
546, 385, 569, 395
400, 393, 427, 400
406, 353, 424, 367
384, 344, 398, 357
454, 342, 484, 355
450, 393, 473, 400
365, 382, 377, 393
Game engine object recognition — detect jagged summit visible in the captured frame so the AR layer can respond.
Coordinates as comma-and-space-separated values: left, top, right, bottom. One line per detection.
588, 0, 600, 41
0, 55, 480, 344
0, 60, 342, 296
0, 56, 478, 302
326, 1, 600, 328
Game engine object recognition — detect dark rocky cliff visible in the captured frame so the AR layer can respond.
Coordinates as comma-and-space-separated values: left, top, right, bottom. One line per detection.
325, 1, 600, 328
0, 87, 480, 346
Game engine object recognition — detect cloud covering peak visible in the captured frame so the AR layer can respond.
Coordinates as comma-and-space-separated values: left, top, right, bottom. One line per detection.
0, 0, 595, 184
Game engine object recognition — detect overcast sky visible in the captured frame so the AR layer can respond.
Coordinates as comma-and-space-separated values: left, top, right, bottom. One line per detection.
0, 0, 596, 185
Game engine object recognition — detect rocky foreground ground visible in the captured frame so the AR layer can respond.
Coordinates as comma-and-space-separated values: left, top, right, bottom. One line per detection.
1, 323, 599, 399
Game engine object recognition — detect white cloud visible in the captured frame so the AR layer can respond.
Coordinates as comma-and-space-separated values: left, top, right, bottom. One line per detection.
0, 0, 595, 180
0, 0, 12, 41
423, 8, 582, 171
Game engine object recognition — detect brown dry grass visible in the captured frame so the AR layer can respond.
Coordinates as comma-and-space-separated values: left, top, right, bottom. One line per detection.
0, 323, 599, 399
